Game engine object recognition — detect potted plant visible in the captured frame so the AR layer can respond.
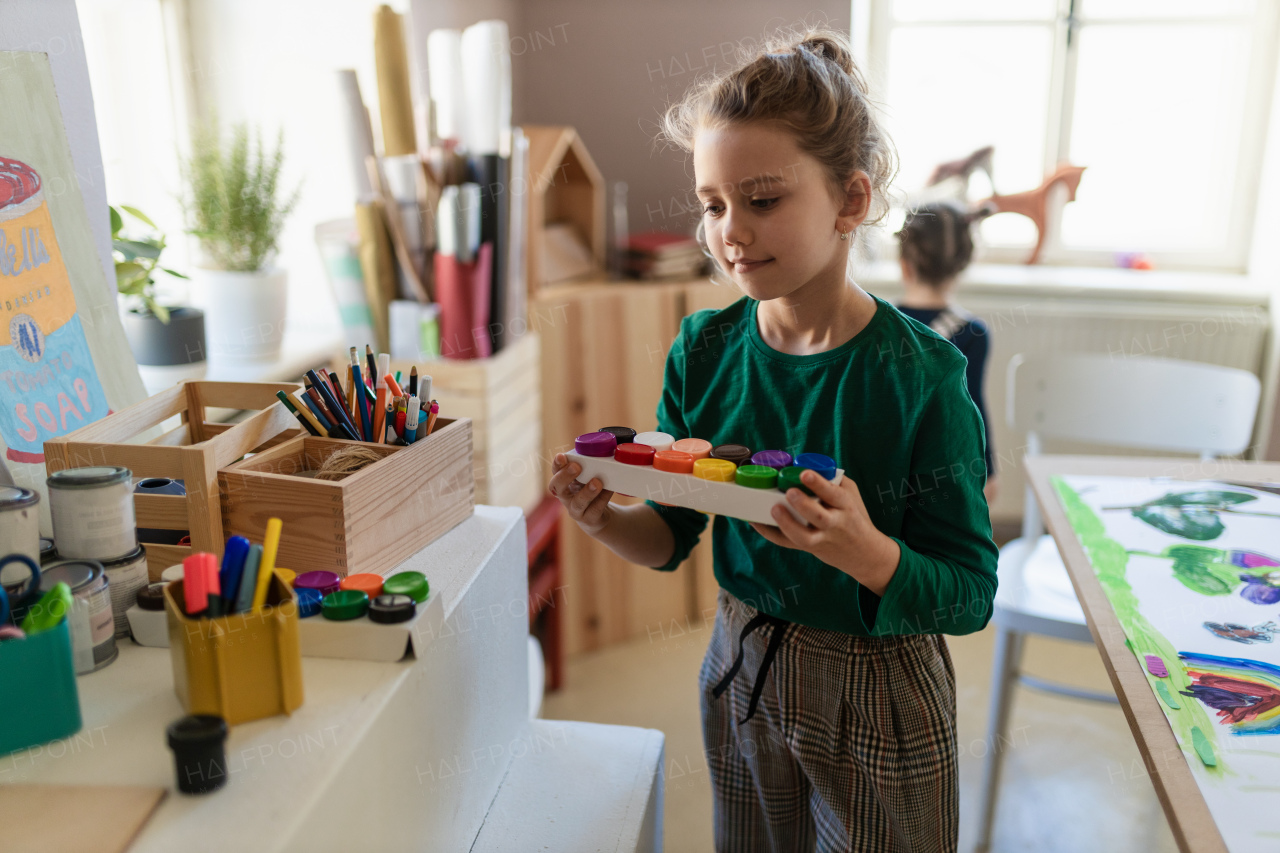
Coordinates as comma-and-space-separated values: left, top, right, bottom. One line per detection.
181, 119, 301, 361
113, 205, 208, 372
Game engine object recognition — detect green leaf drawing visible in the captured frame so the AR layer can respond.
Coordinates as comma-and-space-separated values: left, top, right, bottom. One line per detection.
1115, 490, 1278, 541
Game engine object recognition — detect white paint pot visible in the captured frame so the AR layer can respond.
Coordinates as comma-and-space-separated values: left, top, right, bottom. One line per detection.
191, 267, 288, 361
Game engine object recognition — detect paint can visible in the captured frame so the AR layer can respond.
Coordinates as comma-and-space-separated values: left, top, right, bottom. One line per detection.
41, 558, 117, 673
39, 536, 56, 565
47, 466, 137, 561
101, 546, 148, 638
0, 485, 40, 567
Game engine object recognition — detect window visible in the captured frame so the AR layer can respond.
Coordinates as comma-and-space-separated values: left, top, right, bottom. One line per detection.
856, 0, 1280, 271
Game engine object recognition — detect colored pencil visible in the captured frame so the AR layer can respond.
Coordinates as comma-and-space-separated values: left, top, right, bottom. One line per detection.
425, 400, 439, 435
408, 366, 418, 397
275, 390, 323, 436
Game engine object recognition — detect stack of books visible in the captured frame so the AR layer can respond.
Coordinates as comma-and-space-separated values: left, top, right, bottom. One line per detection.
625, 232, 708, 281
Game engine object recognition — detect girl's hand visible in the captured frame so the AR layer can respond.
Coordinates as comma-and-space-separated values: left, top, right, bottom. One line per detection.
548, 453, 616, 536
750, 469, 901, 596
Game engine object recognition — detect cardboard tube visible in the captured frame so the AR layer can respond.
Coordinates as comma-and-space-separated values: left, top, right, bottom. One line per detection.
374, 5, 416, 157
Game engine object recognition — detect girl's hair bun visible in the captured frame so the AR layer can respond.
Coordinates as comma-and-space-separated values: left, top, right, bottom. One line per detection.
660, 25, 896, 232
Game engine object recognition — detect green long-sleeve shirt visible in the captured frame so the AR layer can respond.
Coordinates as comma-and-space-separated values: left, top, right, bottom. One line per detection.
646, 294, 998, 636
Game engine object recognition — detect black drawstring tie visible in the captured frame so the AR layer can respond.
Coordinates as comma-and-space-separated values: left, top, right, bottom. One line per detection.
711, 611, 791, 724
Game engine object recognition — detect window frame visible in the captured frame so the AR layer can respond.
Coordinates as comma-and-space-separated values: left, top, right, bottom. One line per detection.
854, 0, 1280, 273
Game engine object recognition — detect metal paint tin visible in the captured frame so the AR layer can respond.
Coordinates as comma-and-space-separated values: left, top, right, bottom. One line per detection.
0, 486, 40, 567
39, 536, 56, 564
40, 559, 117, 673
101, 546, 148, 638
47, 466, 137, 561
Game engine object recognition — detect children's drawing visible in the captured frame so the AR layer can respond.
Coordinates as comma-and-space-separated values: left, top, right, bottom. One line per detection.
1054, 475, 1280, 851
1104, 489, 1280, 541
1129, 544, 1280, 603
1178, 653, 1280, 736
1203, 621, 1278, 644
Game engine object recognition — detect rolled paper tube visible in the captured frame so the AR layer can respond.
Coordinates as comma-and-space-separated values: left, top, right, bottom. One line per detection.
598, 426, 637, 446
794, 452, 837, 479
693, 458, 736, 482
653, 450, 695, 474
751, 450, 793, 470
615, 443, 656, 466
778, 466, 815, 496
671, 438, 712, 460
736, 464, 779, 489
711, 444, 753, 466
575, 431, 617, 457
633, 431, 675, 452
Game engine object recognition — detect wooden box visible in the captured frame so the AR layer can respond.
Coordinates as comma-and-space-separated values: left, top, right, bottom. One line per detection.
339, 331, 543, 514
218, 417, 474, 578
43, 381, 304, 577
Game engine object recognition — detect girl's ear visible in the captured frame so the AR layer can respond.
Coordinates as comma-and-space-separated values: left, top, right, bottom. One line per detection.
838, 171, 872, 232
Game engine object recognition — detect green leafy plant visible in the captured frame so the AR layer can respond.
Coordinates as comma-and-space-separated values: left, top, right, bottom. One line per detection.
110, 205, 188, 324
181, 119, 302, 272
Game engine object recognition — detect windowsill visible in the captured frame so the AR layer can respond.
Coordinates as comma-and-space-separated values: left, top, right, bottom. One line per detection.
857, 261, 1273, 306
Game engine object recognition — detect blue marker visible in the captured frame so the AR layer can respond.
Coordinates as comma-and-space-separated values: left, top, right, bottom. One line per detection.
234, 544, 263, 614
352, 363, 371, 441
219, 536, 250, 609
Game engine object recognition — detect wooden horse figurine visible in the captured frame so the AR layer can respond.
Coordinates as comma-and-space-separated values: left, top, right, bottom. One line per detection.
983, 164, 1086, 264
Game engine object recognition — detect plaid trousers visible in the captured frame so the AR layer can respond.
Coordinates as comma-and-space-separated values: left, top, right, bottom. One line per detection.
701, 588, 959, 853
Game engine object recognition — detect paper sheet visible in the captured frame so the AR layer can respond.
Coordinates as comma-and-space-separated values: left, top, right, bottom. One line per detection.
1055, 475, 1280, 852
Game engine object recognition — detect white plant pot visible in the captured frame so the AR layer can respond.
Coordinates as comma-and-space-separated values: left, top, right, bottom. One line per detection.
191, 267, 288, 362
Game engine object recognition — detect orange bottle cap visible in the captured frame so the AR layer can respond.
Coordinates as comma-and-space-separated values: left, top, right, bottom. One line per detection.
340, 573, 385, 599
653, 450, 695, 473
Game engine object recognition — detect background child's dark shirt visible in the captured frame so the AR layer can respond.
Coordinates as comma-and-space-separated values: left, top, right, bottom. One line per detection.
896, 305, 994, 479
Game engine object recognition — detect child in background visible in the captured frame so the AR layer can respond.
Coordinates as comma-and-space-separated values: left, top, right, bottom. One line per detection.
896, 202, 999, 503
548, 26, 996, 853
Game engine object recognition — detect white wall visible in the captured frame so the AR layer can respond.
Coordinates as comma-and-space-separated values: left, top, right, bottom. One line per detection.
181, 0, 416, 339
2, 0, 117, 299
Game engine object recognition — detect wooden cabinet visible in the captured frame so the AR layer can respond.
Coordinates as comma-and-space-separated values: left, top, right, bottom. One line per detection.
534, 278, 742, 654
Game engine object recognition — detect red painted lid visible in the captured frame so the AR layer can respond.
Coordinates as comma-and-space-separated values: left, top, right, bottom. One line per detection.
0, 158, 41, 209
615, 443, 656, 466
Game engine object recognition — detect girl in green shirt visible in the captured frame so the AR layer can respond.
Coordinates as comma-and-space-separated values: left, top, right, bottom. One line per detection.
548, 25, 997, 853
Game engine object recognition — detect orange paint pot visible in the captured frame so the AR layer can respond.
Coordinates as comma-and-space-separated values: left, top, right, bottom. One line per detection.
340, 573, 384, 599
671, 438, 712, 460
653, 450, 694, 473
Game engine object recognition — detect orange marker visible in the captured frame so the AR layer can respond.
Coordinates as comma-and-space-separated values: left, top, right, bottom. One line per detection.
372, 354, 390, 444
384, 373, 405, 398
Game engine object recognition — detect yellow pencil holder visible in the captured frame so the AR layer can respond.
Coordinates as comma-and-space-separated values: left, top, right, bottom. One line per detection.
163, 576, 304, 725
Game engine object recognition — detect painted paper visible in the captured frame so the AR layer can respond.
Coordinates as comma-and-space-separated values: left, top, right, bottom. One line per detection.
0, 155, 110, 462
1054, 475, 1280, 851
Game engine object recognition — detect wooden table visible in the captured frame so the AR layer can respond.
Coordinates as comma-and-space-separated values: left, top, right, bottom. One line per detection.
1026, 454, 1280, 853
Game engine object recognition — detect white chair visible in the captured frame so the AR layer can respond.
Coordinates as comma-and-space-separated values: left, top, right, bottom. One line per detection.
974, 352, 1261, 853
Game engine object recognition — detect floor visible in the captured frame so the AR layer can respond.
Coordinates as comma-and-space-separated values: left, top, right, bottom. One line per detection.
541, 620, 1181, 853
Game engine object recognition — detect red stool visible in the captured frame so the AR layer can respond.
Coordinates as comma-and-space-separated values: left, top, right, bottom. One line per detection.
526, 495, 564, 691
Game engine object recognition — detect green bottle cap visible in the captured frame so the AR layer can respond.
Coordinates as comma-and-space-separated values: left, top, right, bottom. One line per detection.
21, 581, 74, 635
383, 571, 429, 603
735, 464, 778, 490
321, 589, 370, 621
778, 466, 815, 496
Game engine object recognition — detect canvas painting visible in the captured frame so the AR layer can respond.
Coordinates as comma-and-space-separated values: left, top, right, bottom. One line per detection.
1054, 475, 1280, 852
0, 50, 145, 521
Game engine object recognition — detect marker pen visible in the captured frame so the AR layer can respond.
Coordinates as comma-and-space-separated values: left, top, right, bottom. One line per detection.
352, 363, 372, 441
404, 396, 420, 444
373, 354, 391, 444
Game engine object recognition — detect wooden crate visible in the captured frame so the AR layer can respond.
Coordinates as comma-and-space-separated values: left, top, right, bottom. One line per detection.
42, 381, 304, 577
336, 331, 543, 514
533, 279, 746, 654
218, 418, 474, 578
